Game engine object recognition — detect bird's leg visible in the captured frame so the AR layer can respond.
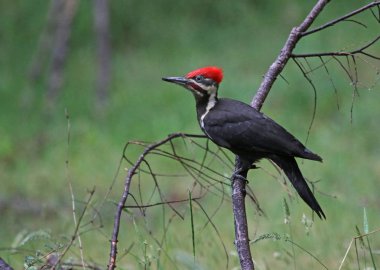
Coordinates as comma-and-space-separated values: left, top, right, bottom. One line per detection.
232, 157, 253, 196
232, 160, 258, 183
232, 168, 250, 198
231, 165, 259, 195
232, 169, 249, 184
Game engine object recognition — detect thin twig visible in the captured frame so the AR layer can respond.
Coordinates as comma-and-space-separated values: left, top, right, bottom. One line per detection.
252, 0, 329, 110
291, 34, 380, 59
54, 188, 96, 268
302, 1, 380, 37
123, 197, 202, 209
292, 58, 318, 146
319, 56, 340, 110
107, 133, 207, 270
194, 200, 230, 270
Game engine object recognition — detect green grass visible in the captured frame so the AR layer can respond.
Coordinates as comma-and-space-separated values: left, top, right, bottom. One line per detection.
1, 0, 380, 269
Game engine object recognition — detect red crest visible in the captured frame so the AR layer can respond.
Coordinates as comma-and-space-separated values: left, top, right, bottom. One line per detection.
186, 66, 223, 84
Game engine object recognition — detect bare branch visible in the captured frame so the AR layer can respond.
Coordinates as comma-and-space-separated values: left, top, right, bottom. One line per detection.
319, 56, 340, 109
231, 159, 253, 269
142, 158, 184, 219
302, 1, 380, 37
0, 258, 13, 270
291, 34, 380, 60
251, 0, 330, 110
342, 19, 368, 29
369, 4, 380, 22
231, 2, 330, 269
107, 133, 211, 270
123, 197, 202, 209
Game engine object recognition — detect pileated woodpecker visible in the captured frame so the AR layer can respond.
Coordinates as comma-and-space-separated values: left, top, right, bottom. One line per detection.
162, 66, 325, 219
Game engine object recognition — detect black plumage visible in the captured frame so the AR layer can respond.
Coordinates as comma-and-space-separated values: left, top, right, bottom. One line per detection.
163, 66, 326, 219
199, 98, 325, 219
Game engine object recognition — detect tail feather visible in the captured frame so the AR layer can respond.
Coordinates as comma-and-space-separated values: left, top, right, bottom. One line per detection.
301, 148, 323, 162
271, 155, 326, 219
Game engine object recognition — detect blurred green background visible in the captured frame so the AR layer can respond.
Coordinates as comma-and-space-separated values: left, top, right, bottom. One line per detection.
1, 0, 379, 269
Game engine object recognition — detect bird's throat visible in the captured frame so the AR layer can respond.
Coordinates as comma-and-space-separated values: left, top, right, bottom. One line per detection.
198, 93, 217, 129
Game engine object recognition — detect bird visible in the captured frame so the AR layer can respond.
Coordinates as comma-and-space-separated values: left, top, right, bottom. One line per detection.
162, 66, 325, 219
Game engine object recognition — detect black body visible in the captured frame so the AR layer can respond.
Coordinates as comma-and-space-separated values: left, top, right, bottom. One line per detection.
199, 98, 325, 219
163, 73, 326, 219
197, 98, 321, 162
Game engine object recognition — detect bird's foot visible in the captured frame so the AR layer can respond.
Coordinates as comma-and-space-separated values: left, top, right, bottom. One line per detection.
231, 171, 248, 196
250, 164, 259, 170
232, 170, 249, 184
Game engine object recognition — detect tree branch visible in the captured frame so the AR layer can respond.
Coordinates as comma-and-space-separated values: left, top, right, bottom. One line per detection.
302, 1, 380, 37
0, 258, 13, 270
291, 34, 380, 60
232, 1, 330, 269
232, 159, 254, 269
251, 0, 330, 110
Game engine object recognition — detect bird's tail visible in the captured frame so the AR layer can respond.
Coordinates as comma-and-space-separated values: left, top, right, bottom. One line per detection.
271, 155, 326, 219
300, 148, 323, 162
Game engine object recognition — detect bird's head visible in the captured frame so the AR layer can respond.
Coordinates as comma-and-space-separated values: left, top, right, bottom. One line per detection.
162, 66, 223, 97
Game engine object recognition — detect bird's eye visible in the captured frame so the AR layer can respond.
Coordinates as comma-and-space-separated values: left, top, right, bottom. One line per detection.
194, 75, 203, 82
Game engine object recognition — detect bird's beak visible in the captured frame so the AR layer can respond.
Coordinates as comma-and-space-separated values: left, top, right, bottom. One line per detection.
162, 76, 190, 87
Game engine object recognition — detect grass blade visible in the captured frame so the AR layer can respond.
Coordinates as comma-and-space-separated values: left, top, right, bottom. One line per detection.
189, 191, 196, 262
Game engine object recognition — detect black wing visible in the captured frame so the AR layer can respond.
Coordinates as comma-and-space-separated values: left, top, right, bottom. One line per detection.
202, 98, 321, 161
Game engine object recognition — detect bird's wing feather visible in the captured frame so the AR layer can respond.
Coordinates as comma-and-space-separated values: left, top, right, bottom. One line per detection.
203, 99, 311, 158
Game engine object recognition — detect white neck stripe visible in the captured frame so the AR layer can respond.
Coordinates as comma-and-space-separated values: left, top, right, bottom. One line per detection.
200, 93, 217, 129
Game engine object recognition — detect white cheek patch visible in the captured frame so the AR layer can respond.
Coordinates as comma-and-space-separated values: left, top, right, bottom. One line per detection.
192, 81, 217, 95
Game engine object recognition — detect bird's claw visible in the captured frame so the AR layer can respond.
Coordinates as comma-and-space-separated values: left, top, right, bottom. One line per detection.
250, 164, 258, 170
231, 172, 248, 196
232, 171, 249, 184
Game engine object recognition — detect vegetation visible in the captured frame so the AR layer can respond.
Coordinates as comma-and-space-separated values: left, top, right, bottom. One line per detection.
0, 0, 379, 269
